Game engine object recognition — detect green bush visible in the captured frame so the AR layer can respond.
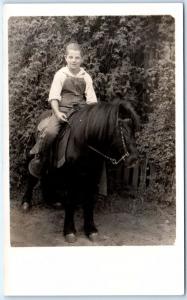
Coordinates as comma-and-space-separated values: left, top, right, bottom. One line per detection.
9, 16, 175, 203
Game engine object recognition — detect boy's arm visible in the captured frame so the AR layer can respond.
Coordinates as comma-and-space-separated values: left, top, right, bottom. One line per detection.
84, 74, 97, 104
48, 71, 67, 122
51, 100, 67, 123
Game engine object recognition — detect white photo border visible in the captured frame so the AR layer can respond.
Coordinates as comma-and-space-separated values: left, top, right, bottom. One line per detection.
3, 3, 184, 296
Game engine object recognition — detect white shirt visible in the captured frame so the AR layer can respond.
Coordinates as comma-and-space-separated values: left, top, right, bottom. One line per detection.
48, 66, 97, 104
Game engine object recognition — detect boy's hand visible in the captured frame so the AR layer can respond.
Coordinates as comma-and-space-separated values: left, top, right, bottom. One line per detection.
55, 111, 68, 123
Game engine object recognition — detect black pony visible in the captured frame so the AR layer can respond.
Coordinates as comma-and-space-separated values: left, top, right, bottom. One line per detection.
22, 101, 139, 242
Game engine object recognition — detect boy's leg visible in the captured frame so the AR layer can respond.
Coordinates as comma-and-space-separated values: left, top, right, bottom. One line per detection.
40, 114, 62, 152
29, 114, 62, 178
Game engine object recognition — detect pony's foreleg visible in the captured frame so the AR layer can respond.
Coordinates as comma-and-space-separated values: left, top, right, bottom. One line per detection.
83, 195, 98, 241
21, 173, 38, 211
64, 197, 76, 243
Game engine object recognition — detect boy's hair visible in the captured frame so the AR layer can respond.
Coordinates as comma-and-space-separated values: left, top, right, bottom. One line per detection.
65, 42, 83, 56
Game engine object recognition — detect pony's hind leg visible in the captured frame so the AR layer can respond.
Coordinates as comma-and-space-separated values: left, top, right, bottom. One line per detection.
21, 173, 38, 211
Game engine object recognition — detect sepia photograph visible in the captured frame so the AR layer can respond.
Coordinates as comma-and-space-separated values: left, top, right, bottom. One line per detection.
9, 14, 176, 247
4, 3, 184, 296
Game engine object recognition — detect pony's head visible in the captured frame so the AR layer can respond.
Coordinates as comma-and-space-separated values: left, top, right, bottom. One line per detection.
115, 101, 139, 167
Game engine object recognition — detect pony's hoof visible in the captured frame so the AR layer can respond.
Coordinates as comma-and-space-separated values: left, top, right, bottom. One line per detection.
65, 233, 76, 243
21, 202, 30, 212
89, 232, 98, 242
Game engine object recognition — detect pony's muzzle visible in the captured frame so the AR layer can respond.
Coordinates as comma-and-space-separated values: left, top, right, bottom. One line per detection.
125, 154, 139, 168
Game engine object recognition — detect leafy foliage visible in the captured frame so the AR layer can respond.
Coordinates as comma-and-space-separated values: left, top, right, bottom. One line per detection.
8, 16, 175, 203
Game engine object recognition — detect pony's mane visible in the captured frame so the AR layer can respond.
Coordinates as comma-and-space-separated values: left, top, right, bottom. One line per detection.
70, 103, 117, 146
69, 101, 138, 147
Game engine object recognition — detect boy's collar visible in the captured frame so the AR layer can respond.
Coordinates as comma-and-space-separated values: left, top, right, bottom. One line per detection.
64, 66, 85, 76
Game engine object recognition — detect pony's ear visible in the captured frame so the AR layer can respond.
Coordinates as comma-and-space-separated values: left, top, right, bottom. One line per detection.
118, 102, 139, 130
118, 103, 131, 120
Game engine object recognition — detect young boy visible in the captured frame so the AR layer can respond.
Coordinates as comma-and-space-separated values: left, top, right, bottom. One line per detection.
29, 42, 97, 178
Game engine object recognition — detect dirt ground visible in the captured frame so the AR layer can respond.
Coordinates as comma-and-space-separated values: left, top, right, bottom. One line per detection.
10, 191, 176, 247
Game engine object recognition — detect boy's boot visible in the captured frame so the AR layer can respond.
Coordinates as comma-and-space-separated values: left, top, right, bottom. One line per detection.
29, 153, 48, 179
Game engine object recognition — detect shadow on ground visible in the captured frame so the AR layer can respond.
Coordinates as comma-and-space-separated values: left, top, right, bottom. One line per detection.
10, 192, 176, 247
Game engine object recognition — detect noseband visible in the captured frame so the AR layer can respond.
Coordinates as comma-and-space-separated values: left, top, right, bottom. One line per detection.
88, 126, 129, 165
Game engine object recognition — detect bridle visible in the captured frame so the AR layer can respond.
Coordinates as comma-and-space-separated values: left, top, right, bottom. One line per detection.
88, 125, 129, 165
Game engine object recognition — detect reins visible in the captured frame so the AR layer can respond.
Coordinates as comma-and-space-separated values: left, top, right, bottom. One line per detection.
88, 126, 129, 165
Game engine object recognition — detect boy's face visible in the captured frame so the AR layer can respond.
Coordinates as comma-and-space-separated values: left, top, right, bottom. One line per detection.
65, 50, 83, 73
